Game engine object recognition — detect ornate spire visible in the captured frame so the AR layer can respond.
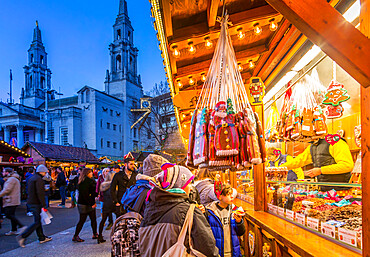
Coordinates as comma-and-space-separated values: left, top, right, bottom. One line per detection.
118, 0, 128, 16
33, 20, 42, 43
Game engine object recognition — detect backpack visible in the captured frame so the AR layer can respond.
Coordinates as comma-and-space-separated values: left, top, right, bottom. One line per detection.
111, 188, 147, 257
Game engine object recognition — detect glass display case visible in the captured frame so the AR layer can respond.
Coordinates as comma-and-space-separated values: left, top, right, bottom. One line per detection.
265, 180, 362, 251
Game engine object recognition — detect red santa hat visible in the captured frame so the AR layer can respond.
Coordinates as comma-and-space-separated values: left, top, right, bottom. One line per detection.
327, 80, 344, 91
214, 101, 226, 111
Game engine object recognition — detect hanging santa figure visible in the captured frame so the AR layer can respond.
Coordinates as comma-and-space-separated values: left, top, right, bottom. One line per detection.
213, 99, 240, 157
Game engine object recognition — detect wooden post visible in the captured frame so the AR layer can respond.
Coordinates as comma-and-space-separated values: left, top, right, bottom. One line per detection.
253, 104, 267, 212
360, 1, 369, 256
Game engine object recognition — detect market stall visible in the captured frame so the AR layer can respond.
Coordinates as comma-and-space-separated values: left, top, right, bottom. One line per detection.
149, 0, 369, 256
22, 141, 100, 169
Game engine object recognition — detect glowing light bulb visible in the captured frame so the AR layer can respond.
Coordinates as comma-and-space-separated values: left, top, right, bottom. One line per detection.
204, 37, 213, 49
183, 123, 187, 129
189, 76, 195, 85
254, 23, 262, 35
249, 60, 255, 69
201, 73, 206, 82
176, 79, 183, 88
238, 63, 243, 72
188, 42, 196, 54
172, 46, 180, 58
269, 19, 278, 31
237, 28, 245, 40
182, 113, 186, 119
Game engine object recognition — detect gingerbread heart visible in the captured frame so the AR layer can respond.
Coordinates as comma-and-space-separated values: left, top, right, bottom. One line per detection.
273, 149, 281, 156
325, 134, 341, 146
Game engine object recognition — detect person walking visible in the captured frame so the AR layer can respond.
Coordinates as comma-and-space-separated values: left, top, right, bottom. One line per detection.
110, 159, 137, 217
56, 167, 67, 207
24, 168, 34, 216
43, 171, 52, 208
72, 168, 98, 242
96, 168, 113, 229
0, 167, 27, 236
97, 170, 115, 243
68, 170, 78, 208
16, 165, 52, 247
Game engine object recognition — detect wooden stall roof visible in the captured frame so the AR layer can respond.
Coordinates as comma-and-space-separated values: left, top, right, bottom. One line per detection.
22, 142, 100, 164
0, 140, 30, 161
149, 0, 361, 142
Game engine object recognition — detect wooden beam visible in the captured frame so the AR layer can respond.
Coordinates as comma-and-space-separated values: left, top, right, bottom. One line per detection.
360, 0, 369, 255
207, 0, 220, 28
175, 44, 268, 78
162, 0, 173, 38
265, 0, 370, 87
171, 5, 278, 44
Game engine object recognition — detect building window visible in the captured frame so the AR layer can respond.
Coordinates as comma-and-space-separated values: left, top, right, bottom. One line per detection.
107, 122, 110, 129
40, 55, 44, 64
31, 54, 34, 63
116, 55, 121, 71
107, 141, 110, 148
41, 77, 45, 89
60, 127, 68, 146
113, 124, 117, 131
133, 128, 137, 138
147, 129, 151, 139
101, 138, 103, 148
117, 29, 121, 40
100, 119, 102, 128
24, 132, 30, 143
119, 142, 122, 150
133, 140, 138, 151
48, 122, 54, 144
119, 125, 121, 132
0, 109, 2, 116
113, 142, 117, 149
86, 90, 90, 103
110, 109, 113, 116
81, 92, 84, 103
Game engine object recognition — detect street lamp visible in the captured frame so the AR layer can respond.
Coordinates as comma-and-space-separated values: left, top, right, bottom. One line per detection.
42, 88, 63, 144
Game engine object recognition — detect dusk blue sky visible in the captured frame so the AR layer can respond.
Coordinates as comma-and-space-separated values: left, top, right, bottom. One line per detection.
0, 0, 166, 103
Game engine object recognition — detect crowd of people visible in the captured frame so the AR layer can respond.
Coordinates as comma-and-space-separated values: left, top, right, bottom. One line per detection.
0, 154, 246, 257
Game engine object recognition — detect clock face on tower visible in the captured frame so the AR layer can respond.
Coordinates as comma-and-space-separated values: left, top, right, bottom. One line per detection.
141, 100, 150, 109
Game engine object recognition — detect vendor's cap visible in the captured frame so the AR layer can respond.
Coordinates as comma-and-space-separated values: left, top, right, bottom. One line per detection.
36, 165, 48, 173
143, 154, 169, 177
113, 164, 120, 169
156, 164, 194, 190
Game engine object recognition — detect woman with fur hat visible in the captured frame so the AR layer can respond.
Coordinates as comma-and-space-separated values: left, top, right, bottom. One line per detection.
139, 164, 219, 257
97, 170, 115, 243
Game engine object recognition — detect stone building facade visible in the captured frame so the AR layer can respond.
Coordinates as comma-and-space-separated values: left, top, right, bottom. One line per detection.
0, 0, 155, 159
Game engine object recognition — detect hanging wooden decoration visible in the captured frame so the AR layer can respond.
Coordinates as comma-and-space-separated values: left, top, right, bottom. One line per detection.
247, 77, 265, 105
322, 80, 350, 119
186, 14, 265, 170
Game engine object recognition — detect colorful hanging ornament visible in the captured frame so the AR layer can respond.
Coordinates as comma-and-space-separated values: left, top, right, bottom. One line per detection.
354, 125, 361, 148
322, 80, 350, 106
325, 134, 341, 146
325, 104, 344, 119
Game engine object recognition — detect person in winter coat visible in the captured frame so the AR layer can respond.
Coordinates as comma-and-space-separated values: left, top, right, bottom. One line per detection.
24, 168, 34, 216
56, 167, 67, 207
0, 168, 27, 236
205, 184, 245, 257
111, 159, 137, 217
72, 168, 98, 242
68, 170, 78, 208
97, 170, 115, 243
121, 154, 169, 216
17, 165, 52, 247
194, 168, 219, 206
43, 172, 52, 208
139, 164, 219, 257
96, 168, 113, 228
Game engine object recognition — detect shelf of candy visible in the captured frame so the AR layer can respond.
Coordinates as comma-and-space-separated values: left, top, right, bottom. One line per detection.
278, 75, 328, 142
267, 184, 363, 249
236, 182, 254, 204
265, 166, 288, 181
